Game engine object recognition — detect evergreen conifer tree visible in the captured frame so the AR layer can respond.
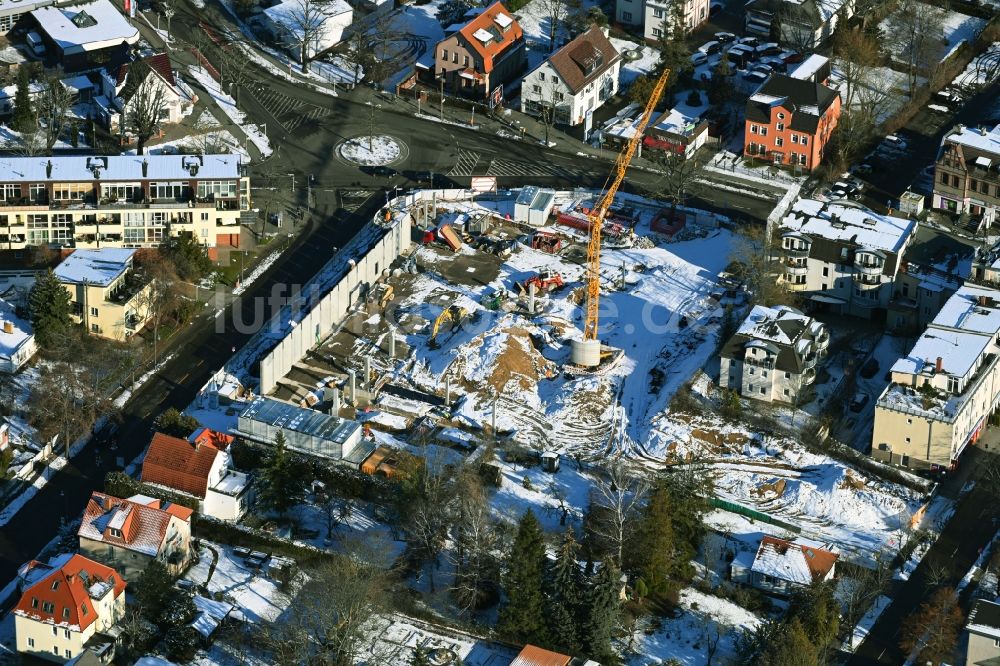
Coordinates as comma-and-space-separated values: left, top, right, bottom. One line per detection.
545, 527, 582, 654
498, 509, 548, 645
257, 430, 305, 515
409, 646, 432, 666
28, 268, 72, 348
12, 68, 35, 133
630, 479, 676, 594
579, 558, 623, 664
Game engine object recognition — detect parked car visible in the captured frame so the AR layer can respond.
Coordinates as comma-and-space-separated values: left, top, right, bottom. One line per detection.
742, 70, 769, 84
25, 31, 44, 57
728, 45, 757, 68
849, 393, 869, 412
737, 36, 760, 48
690, 52, 709, 66
761, 56, 788, 72
698, 40, 721, 55
860, 358, 880, 379
831, 181, 862, 199
779, 49, 802, 63
715, 31, 737, 43
750, 64, 774, 77
851, 163, 873, 175
756, 42, 781, 57
883, 134, 908, 150
710, 1, 723, 15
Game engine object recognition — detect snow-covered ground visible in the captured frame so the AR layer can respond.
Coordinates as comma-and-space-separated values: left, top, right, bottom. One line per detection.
610, 37, 662, 86
183, 541, 293, 623
185, 66, 272, 158
233, 248, 284, 296
828, 62, 925, 123
879, 4, 987, 64
953, 42, 1000, 89
338, 135, 402, 166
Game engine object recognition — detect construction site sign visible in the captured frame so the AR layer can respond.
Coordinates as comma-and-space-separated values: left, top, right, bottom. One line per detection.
471, 177, 497, 193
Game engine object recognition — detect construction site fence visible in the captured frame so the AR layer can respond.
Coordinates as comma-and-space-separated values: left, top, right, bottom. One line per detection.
709, 497, 802, 533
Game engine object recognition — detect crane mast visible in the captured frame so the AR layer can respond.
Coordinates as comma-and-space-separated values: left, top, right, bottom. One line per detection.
583, 68, 670, 343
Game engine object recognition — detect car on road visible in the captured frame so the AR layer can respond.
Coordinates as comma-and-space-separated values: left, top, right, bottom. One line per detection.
698, 40, 722, 55
715, 31, 736, 43
850, 393, 869, 412
364, 165, 398, 178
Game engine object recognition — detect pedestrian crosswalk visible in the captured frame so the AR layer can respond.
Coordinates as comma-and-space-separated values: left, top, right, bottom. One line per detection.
448, 150, 577, 178
248, 86, 331, 132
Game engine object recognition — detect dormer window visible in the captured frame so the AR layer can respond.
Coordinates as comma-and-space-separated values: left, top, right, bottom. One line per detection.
108, 527, 123, 538
51, 581, 60, 591
62, 607, 70, 619
81, 604, 88, 616
947, 376, 960, 393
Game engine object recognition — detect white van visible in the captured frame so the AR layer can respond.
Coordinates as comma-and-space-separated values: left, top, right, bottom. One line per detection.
25, 32, 44, 57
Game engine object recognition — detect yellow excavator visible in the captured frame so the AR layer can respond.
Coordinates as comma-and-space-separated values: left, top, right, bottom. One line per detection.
429, 305, 468, 348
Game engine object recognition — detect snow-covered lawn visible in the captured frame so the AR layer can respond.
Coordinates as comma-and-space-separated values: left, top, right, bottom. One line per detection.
879, 4, 986, 64
611, 37, 662, 86
182, 542, 293, 624
338, 135, 402, 166
828, 62, 925, 123
185, 66, 272, 158
625, 587, 761, 665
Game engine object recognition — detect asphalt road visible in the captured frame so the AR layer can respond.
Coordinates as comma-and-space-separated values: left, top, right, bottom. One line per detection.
845, 460, 1000, 665
0, 192, 386, 584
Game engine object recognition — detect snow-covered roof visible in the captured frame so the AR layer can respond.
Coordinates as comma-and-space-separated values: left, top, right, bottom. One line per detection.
750, 536, 837, 585
790, 54, 829, 80
945, 123, 1000, 156
191, 595, 233, 637
0, 0, 52, 16
736, 304, 811, 345
77, 492, 189, 558
0, 154, 241, 183
967, 599, 1000, 640
779, 198, 916, 254
930, 285, 1000, 336
54, 248, 135, 287
891, 327, 991, 378
650, 108, 700, 136
0, 297, 33, 363
31, 0, 139, 55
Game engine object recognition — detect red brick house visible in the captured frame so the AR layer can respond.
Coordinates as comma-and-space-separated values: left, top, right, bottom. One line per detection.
743, 74, 841, 171
433, 1, 526, 102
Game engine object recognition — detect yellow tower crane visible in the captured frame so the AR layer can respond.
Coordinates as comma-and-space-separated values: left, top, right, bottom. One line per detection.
573, 67, 670, 367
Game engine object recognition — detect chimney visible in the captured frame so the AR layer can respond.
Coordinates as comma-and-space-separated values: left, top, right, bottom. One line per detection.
46, 160, 52, 178
142, 159, 148, 177
3, 321, 12, 334
936, 356, 943, 373
979, 295, 988, 306
65, 573, 74, 585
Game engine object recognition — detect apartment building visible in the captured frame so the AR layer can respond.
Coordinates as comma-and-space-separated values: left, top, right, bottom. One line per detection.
775, 198, 917, 319
744, 0, 855, 47
615, 0, 710, 40
932, 123, 1000, 229
719, 305, 830, 404
13, 554, 126, 664
434, 1, 525, 102
0, 154, 249, 251
520, 26, 620, 127
873, 285, 1000, 471
744, 74, 841, 171
29, 0, 139, 72
54, 248, 152, 340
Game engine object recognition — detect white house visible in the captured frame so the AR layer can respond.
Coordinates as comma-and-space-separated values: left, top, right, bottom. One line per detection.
520, 26, 620, 128
730, 536, 838, 597
99, 53, 195, 131
719, 305, 830, 404
616, 0, 710, 39
140, 430, 251, 522
0, 296, 36, 373
259, 0, 352, 62
29, 0, 139, 71
13, 553, 126, 664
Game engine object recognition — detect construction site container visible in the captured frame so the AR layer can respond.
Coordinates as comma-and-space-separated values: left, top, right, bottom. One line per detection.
514, 186, 540, 223
528, 189, 556, 226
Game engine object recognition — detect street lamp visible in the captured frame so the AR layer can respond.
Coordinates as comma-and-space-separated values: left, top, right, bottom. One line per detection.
287, 173, 296, 193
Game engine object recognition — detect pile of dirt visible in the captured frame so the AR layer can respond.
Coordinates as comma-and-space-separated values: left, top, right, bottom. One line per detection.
839, 470, 866, 491
752, 477, 787, 498
451, 327, 555, 394
692, 428, 748, 453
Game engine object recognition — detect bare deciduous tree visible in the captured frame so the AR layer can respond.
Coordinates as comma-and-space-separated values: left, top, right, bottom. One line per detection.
538, 0, 569, 52
653, 150, 702, 211
36, 75, 73, 155
887, 0, 939, 95
586, 463, 649, 564
449, 470, 501, 614
124, 59, 168, 155
285, 0, 333, 74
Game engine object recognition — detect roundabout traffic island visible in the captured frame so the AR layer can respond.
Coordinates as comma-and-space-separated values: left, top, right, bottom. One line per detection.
337, 135, 402, 166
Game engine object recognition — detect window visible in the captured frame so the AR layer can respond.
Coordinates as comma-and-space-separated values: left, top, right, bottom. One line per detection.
822, 267, 828, 277
29, 183, 46, 203
43, 602, 55, 613
101, 183, 141, 202
652, 7, 663, 16
784, 372, 790, 379
452, 52, 458, 63
623, 10, 632, 20
800, 136, 808, 146
791, 135, 799, 144
63, 629, 70, 639
552, 76, 559, 84
0, 183, 19, 200
759, 127, 767, 136
62, 608, 69, 619
776, 123, 784, 131
65, 650, 72, 659
907, 418, 912, 425
749, 384, 754, 392
151, 182, 186, 199
52, 647, 58, 656
775, 137, 783, 147
81, 604, 88, 616
783, 388, 790, 395
27, 638, 34, 648
201, 212, 209, 221
556, 92, 564, 101
749, 368, 755, 375
90, 324, 99, 333
750, 124, 758, 134
994, 639, 1000, 648
940, 171, 949, 184
762, 370, 768, 378
52, 183, 91, 201
905, 437, 911, 443
89, 307, 98, 317
539, 72, 545, 81
197, 181, 238, 199
777, 112, 785, 120
463, 55, 469, 66
948, 376, 959, 393
441, 49, 448, 60
652, 27, 662, 37
760, 387, 765, 394
532, 85, 540, 93
108, 527, 122, 538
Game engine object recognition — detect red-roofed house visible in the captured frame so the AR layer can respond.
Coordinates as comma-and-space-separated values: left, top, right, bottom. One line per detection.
13, 554, 126, 663
140, 431, 251, 522
98, 53, 195, 131
434, 2, 526, 101
77, 492, 193, 580
508, 645, 574, 666
730, 535, 838, 597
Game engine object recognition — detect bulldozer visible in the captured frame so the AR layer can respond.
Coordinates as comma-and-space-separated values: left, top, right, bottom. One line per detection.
518, 271, 565, 294
429, 305, 468, 348
370, 283, 394, 310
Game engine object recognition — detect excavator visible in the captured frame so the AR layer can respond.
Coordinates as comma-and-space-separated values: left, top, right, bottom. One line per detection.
429, 305, 468, 348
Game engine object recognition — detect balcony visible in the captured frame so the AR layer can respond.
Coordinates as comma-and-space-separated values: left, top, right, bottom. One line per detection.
783, 246, 810, 257
855, 262, 883, 276
854, 274, 881, 289
744, 356, 775, 369
804, 352, 818, 369
814, 329, 830, 351
784, 262, 808, 277
106, 271, 150, 306
802, 366, 816, 385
